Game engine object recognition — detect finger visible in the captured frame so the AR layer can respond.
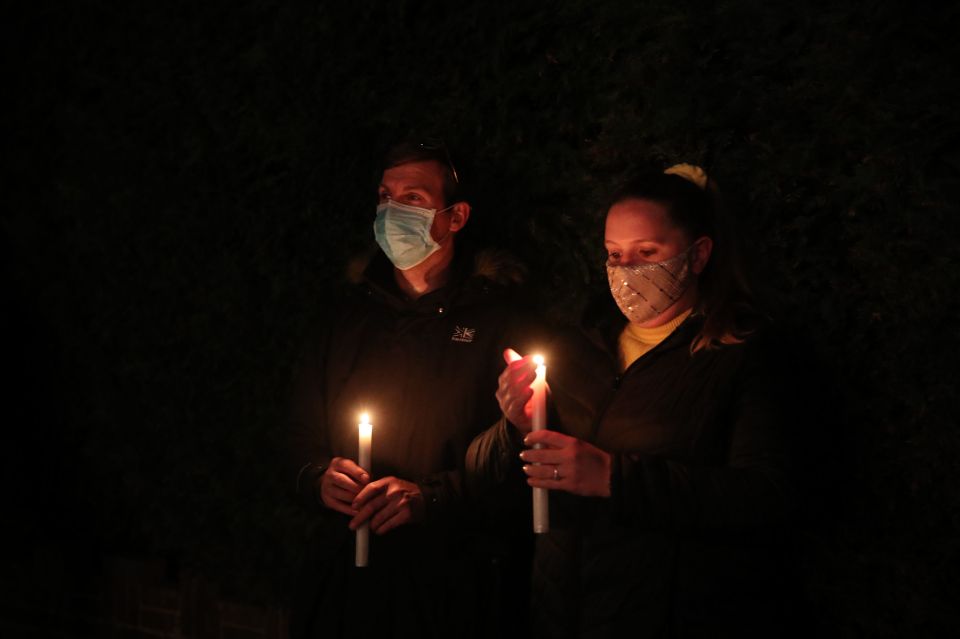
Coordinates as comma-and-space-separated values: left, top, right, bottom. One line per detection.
328, 471, 362, 495
519, 448, 563, 464
506, 357, 536, 379
500, 367, 534, 395
497, 379, 533, 411
498, 358, 535, 390
498, 365, 533, 400
498, 373, 530, 403
331, 457, 370, 485
374, 509, 409, 535
325, 485, 360, 504
349, 493, 388, 529
508, 368, 537, 391
501, 354, 534, 379
503, 348, 522, 364
524, 429, 573, 448
522, 464, 562, 480
503, 391, 534, 429
369, 497, 401, 531
352, 479, 387, 508
507, 388, 534, 414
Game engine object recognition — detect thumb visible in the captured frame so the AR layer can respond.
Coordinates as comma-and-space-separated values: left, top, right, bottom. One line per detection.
503, 348, 523, 364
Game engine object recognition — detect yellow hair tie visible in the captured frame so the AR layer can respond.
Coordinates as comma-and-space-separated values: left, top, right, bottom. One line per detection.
664, 163, 708, 190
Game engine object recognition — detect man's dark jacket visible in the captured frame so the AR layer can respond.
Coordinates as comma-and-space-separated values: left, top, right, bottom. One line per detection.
288, 247, 536, 639
468, 306, 805, 638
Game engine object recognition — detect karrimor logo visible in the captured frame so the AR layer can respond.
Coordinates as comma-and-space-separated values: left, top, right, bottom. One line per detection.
451, 326, 476, 343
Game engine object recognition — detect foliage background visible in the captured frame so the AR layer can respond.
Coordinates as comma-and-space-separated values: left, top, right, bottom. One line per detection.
5, 0, 960, 634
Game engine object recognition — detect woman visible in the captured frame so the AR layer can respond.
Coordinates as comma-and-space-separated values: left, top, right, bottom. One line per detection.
468, 164, 800, 638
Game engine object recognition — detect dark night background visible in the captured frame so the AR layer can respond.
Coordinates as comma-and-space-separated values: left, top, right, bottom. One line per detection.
4, 0, 960, 636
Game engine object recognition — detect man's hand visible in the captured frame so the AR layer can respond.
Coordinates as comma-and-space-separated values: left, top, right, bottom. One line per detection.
349, 476, 425, 535
319, 457, 370, 516
496, 348, 537, 433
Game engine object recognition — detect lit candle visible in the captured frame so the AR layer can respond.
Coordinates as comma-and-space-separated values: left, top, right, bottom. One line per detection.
355, 412, 372, 567
531, 355, 549, 534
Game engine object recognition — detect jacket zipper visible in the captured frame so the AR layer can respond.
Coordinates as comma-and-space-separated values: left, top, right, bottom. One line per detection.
587, 323, 687, 440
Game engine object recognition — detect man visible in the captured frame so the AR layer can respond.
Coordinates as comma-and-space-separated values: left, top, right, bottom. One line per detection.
288, 140, 534, 638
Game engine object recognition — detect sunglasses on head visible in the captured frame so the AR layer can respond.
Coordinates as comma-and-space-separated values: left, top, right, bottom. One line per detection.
418, 138, 459, 185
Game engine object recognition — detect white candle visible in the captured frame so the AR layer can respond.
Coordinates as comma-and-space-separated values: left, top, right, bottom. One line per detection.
531, 355, 549, 534
355, 413, 372, 567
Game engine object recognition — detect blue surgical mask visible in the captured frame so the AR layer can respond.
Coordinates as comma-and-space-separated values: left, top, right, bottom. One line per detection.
373, 200, 451, 270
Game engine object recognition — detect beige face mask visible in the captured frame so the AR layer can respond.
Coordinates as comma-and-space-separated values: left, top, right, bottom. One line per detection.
606, 245, 694, 324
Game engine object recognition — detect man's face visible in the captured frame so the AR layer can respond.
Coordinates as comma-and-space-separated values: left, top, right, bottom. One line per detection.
378, 160, 452, 242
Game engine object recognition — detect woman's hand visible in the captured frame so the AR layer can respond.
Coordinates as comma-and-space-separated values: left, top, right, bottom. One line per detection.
520, 430, 612, 498
349, 476, 425, 535
495, 348, 538, 433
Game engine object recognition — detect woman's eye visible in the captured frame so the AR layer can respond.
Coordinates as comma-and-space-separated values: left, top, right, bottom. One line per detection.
608, 252, 621, 263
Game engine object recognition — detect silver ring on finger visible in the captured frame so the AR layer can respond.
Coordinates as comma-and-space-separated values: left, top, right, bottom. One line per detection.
553, 466, 561, 481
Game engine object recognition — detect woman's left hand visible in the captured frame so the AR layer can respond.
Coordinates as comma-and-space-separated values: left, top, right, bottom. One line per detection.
520, 430, 612, 498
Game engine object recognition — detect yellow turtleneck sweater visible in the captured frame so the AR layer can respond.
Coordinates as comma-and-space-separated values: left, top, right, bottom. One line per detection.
617, 308, 693, 372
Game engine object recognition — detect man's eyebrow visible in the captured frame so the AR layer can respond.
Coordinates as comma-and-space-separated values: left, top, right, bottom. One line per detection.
605, 237, 662, 245
379, 182, 437, 199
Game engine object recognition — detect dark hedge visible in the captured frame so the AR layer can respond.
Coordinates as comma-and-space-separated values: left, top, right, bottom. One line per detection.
5, 0, 960, 634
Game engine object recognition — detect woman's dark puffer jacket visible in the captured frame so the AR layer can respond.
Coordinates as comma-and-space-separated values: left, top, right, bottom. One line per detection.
468, 310, 805, 638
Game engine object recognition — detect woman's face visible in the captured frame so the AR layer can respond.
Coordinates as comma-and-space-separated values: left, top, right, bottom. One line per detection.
604, 197, 713, 327
604, 198, 691, 266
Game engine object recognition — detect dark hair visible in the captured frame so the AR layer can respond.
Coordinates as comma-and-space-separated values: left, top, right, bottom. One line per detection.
609, 169, 760, 352
381, 140, 464, 206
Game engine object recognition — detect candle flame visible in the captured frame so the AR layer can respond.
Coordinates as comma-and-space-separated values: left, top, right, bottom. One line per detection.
533, 354, 545, 365
358, 413, 372, 438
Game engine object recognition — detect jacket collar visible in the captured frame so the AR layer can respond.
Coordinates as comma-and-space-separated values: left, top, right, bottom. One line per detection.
582, 296, 703, 360
351, 244, 526, 313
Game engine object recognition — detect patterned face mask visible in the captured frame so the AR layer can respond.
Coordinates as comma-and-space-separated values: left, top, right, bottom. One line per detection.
606, 245, 695, 324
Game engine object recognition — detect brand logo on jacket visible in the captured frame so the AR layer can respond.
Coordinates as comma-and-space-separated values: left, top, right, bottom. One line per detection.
451, 326, 476, 343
